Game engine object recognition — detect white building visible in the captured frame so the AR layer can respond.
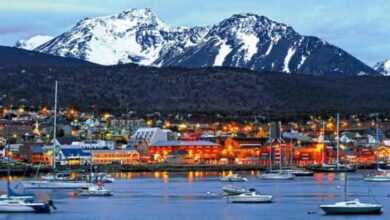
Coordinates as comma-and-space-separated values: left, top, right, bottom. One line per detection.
71, 140, 116, 150
129, 128, 174, 154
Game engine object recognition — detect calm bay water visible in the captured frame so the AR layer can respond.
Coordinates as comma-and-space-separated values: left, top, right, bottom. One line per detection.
0, 171, 389, 220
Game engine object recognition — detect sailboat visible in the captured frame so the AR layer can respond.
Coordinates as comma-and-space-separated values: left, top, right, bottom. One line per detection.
0, 144, 56, 213
21, 81, 92, 190
258, 123, 294, 180
308, 114, 356, 173
320, 172, 382, 214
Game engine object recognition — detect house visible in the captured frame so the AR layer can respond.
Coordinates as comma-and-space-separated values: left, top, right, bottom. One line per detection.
19, 143, 51, 165
128, 128, 172, 154
58, 147, 91, 166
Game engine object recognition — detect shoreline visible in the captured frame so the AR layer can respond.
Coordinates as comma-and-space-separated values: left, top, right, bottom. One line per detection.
0, 164, 373, 176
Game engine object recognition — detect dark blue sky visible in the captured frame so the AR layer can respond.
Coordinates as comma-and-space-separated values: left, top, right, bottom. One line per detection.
1, 0, 389, 65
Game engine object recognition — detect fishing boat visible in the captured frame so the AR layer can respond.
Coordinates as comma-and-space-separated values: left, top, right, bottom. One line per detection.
21, 82, 91, 190
222, 186, 256, 196
228, 192, 273, 203
220, 174, 248, 182
77, 184, 113, 197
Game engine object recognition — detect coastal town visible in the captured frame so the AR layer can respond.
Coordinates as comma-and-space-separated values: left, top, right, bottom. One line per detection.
1, 105, 390, 171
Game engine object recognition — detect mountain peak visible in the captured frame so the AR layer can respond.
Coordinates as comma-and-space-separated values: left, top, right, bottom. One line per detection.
15, 35, 53, 50
374, 58, 390, 76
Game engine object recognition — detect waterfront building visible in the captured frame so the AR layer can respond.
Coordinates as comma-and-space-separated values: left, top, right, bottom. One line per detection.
128, 127, 173, 154
148, 140, 222, 163
89, 150, 139, 165
71, 140, 115, 150
19, 143, 51, 165
58, 147, 91, 166
224, 137, 268, 164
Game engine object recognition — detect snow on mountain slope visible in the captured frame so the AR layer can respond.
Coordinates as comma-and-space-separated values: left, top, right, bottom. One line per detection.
25, 9, 378, 76
374, 58, 390, 76
15, 35, 53, 50
35, 9, 208, 66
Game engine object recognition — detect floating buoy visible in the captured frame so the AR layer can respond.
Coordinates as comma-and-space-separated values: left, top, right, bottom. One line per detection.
336, 185, 341, 189
307, 211, 316, 214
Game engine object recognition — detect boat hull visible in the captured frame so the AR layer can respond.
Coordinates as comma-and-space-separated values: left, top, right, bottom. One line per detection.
0, 202, 51, 213
258, 174, 294, 180
320, 206, 382, 215
22, 181, 92, 189
364, 177, 390, 182
229, 195, 273, 203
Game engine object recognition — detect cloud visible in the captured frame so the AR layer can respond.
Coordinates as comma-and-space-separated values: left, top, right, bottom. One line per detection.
0, 26, 34, 35
0, 0, 107, 13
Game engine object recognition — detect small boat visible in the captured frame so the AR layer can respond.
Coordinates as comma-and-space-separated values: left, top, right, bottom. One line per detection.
258, 171, 295, 180
77, 184, 113, 196
228, 192, 273, 203
0, 199, 55, 213
222, 186, 256, 196
41, 172, 72, 181
320, 199, 382, 215
96, 173, 115, 183
364, 169, 390, 182
21, 180, 94, 189
284, 169, 314, 176
220, 174, 247, 182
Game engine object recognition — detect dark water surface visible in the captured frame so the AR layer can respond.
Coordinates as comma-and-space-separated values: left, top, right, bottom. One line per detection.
0, 171, 389, 220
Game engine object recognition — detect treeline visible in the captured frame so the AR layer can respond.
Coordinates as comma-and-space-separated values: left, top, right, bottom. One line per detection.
0, 64, 389, 117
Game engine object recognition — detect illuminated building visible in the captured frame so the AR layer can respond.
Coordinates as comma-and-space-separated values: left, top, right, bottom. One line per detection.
90, 150, 139, 165
149, 140, 222, 163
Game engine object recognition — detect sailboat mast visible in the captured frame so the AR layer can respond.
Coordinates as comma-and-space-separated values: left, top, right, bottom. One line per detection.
269, 124, 272, 171
344, 171, 347, 201
6, 142, 10, 196
376, 114, 379, 147
322, 121, 325, 164
336, 113, 340, 169
53, 81, 58, 169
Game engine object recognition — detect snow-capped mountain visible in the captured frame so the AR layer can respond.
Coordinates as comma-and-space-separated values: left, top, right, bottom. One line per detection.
24, 9, 377, 76
35, 9, 208, 65
374, 58, 390, 76
15, 35, 53, 50
164, 13, 376, 76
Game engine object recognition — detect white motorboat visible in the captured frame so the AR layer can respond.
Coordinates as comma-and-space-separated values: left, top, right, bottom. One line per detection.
100, 174, 115, 183
320, 199, 382, 215
78, 185, 113, 196
283, 169, 314, 176
21, 180, 93, 189
364, 169, 390, 182
41, 172, 71, 181
228, 192, 273, 203
220, 174, 248, 182
0, 199, 55, 213
222, 186, 256, 196
258, 172, 295, 180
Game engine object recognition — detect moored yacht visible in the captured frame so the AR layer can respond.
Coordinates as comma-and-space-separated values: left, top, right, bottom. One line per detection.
320, 199, 382, 215
228, 192, 273, 203
258, 171, 295, 180
222, 186, 256, 196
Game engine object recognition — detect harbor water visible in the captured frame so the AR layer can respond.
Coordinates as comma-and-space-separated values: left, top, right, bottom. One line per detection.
0, 171, 389, 220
